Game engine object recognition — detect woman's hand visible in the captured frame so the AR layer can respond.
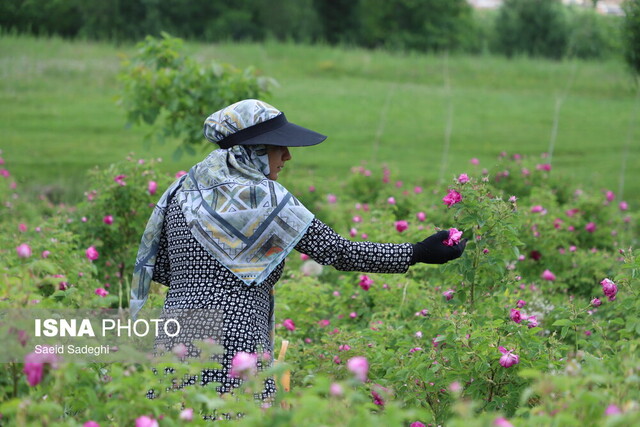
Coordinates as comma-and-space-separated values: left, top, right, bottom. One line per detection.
411, 230, 467, 265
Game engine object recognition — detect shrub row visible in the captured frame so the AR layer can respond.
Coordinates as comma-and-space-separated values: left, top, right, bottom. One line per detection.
0, 0, 631, 61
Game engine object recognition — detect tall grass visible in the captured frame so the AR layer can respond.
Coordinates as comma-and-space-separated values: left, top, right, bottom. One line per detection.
0, 35, 638, 203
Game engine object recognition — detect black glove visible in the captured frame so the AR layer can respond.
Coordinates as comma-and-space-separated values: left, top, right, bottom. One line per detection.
410, 230, 467, 265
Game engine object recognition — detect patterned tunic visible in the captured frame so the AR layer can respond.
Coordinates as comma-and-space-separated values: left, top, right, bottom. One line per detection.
147, 196, 413, 399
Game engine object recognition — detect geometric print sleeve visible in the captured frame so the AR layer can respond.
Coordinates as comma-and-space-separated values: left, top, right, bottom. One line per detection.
294, 218, 413, 274
151, 224, 171, 286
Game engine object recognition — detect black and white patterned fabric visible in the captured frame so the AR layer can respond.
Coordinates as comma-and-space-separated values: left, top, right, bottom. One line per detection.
146, 196, 413, 403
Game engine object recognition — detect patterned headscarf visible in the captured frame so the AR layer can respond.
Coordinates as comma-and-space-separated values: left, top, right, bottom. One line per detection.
130, 103, 315, 320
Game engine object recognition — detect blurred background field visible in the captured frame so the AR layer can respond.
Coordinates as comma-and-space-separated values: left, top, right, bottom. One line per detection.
1, 34, 638, 204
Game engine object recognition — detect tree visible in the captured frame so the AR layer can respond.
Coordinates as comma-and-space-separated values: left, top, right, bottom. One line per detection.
495, 0, 570, 60
623, 0, 640, 76
118, 34, 275, 157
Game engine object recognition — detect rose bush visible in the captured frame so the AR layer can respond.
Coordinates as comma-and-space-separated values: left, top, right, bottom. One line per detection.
0, 151, 638, 425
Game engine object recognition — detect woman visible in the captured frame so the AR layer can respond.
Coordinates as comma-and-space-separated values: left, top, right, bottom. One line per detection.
131, 99, 466, 401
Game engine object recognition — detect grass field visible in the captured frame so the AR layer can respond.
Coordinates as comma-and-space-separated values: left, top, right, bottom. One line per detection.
1, 35, 639, 203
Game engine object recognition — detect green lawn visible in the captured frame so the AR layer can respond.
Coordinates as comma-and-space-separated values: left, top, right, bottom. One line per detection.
1, 35, 639, 203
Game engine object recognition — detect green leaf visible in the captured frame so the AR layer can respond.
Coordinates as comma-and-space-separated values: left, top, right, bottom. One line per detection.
552, 319, 573, 327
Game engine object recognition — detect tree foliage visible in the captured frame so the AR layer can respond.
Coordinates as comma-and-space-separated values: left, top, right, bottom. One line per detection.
117, 34, 274, 156
623, 0, 640, 76
495, 0, 570, 60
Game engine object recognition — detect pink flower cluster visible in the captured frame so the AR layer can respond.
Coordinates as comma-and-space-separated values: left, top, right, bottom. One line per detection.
509, 300, 538, 328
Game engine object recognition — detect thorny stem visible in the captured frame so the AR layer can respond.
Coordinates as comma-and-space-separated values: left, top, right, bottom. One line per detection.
486, 367, 497, 403
12, 362, 18, 398
468, 244, 481, 311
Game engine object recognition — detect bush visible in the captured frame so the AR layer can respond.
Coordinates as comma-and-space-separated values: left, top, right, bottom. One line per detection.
567, 8, 624, 60
495, 0, 570, 60
117, 34, 275, 156
357, 0, 474, 52
0, 150, 639, 424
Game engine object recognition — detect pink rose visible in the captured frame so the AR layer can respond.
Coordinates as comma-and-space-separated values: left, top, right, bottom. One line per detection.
230, 352, 258, 378
86, 246, 99, 261
585, 222, 596, 233
16, 243, 32, 258
172, 343, 188, 359
95, 288, 109, 297
536, 163, 551, 171
591, 298, 602, 307
498, 347, 519, 368
619, 201, 628, 211
114, 174, 127, 186
318, 319, 330, 327
41, 250, 51, 258
347, 356, 369, 382
516, 299, 526, 308
443, 228, 463, 246
416, 211, 426, 222
442, 189, 462, 207
359, 275, 373, 291
470, 158, 479, 165
605, 405, 622, 416
442, 289, 455, 301
135, 416, 159, 427
330, 383, 344, 396
605, 191, 615, 202
327, 194, 337, 204
387, 196, 396, 205
175, 170, 187, 178
527, 315, 539, 328
457, 173, 469, 184
395, 220, 408, 232
148, 180, 158, 195
339, 344, 351, 351
283, 318, 296, 331
414, 186, 423, 194
179, 408, 194, 421
509, 309, 522, 324
23, 349, 59, 386
83, 421, 100, 427
18, 223, 27, 232
103, 215, 113, 225
541, 269, 556, 281
494, 418, 515, 427
601, 278, 618, 301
